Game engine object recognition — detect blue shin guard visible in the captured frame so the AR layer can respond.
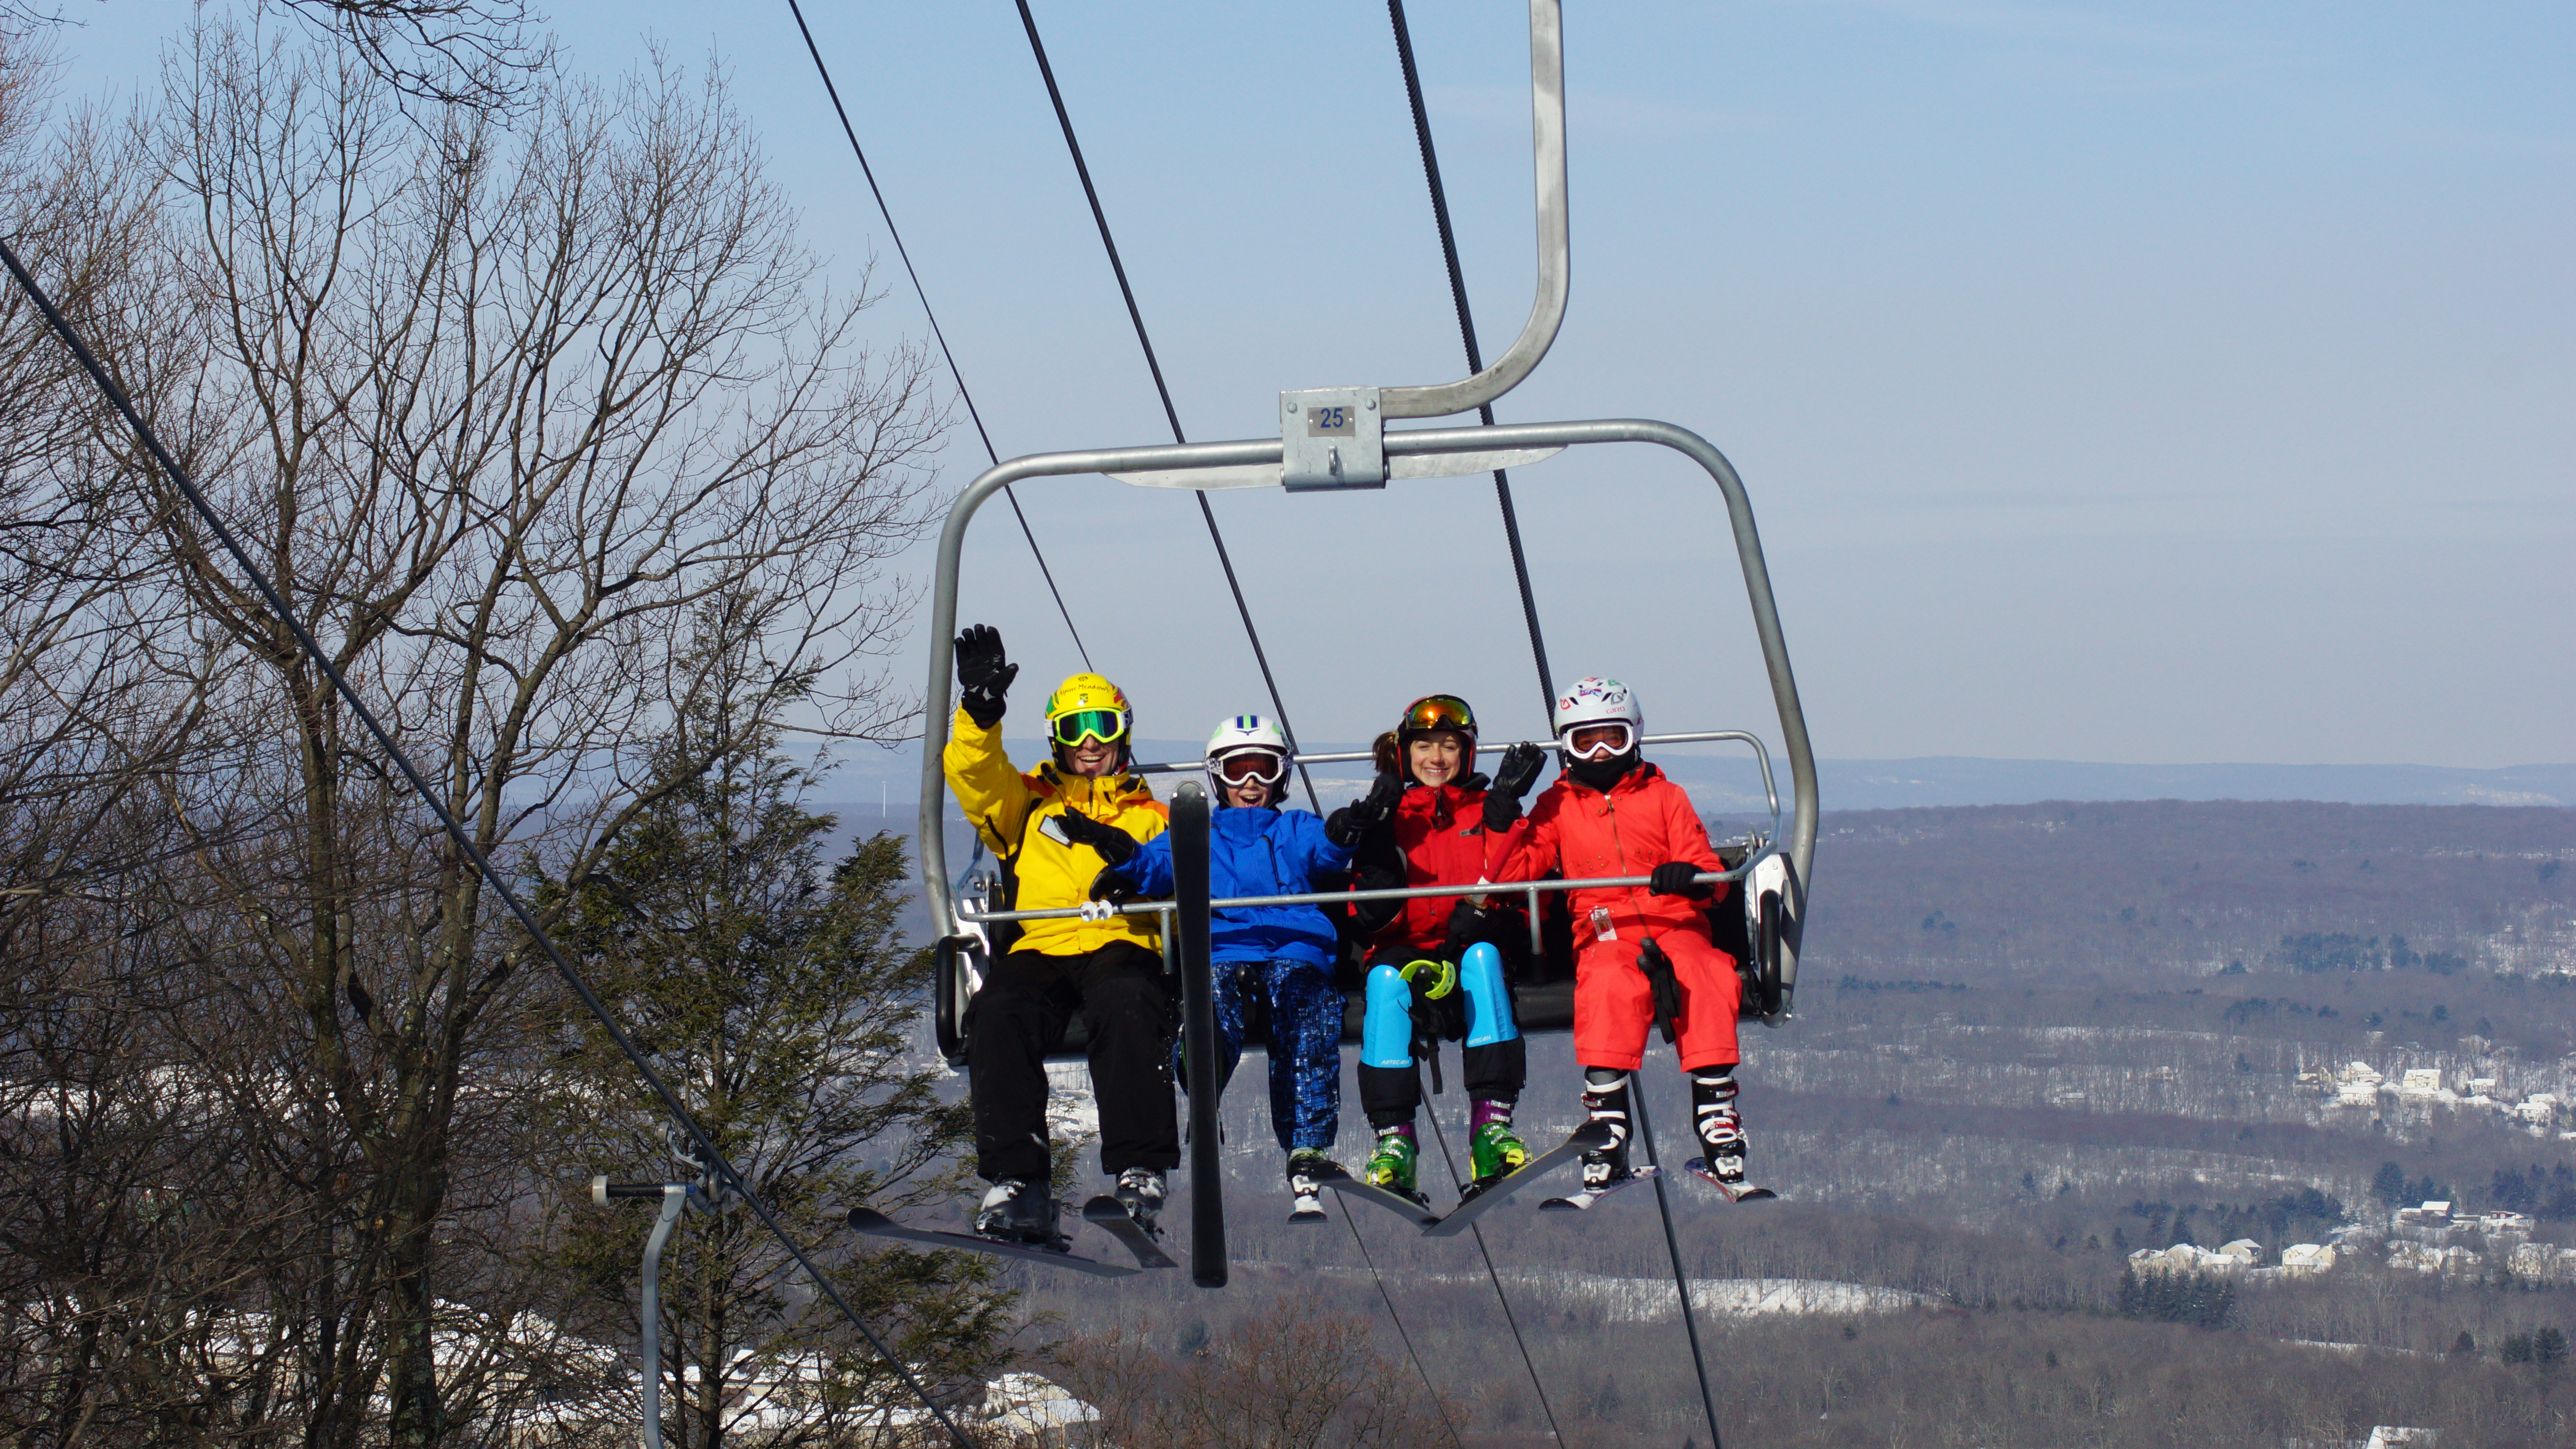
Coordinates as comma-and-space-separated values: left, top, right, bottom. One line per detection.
1361, 962, 1414, 1069
1459, 942, 1520, 1049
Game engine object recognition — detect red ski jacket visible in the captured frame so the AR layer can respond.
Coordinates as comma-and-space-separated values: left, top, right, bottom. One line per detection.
1491, 763, 1731, 943
1364, 779, 1516, 955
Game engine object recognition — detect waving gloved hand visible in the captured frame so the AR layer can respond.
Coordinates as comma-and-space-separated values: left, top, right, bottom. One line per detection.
1326, 770, 1405, 848
952, 624, 1018, 727
1054, 809, 1138, 867
1482, 741, 1546, 831
1649, 861, 1714, 898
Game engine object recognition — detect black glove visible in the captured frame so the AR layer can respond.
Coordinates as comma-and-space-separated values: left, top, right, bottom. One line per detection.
1054, 809, 1136, 867
1326, 770, 1405, 848
952, 624, 1018, 727
1087, 867, 1136, 903
1649, 861, 1714, 898
1637, 937, 1683, 1046
1442, 897, 1491, 964
1482, 742, 1545, 831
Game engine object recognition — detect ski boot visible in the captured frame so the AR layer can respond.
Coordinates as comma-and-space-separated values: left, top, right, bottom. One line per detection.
1286, 1149, 1340, 1224
974, 1177, 1059, 1246
1362, 1129, 1421, 1202
1468, 1103, 1529, 1188
1113, 1167, 1166, 1233
1687, 1067, 1774, 1201
1573, 1069, 1644, 1197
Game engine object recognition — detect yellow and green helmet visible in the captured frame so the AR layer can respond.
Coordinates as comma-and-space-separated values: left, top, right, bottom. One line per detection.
1044, 673, 1133, 751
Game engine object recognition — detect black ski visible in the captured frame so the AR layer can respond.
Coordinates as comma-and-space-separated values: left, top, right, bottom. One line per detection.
1423, 1120, 1613, 1238
1317, 1164, 1440, 1226
1683, 1157, 1778, 1203
845, 1207, 1138, 1279
1080, 1195, 1179, 1269
1538, 1163, 1660, 1212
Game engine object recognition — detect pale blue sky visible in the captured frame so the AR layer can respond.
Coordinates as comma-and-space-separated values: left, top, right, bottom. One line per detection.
47, 2, 2576, 767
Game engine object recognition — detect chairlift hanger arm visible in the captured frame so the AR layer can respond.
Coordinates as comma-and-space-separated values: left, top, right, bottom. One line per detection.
1377, 0, 1567, 421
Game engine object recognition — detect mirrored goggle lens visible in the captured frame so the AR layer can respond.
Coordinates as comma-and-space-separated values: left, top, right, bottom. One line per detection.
1561, 722, 1634, 760
1215, 750, 1288, 784
1051, 709, 1127, 746
1403, 695, 1476, 733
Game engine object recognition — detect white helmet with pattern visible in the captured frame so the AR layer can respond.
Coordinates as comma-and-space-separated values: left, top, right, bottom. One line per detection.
1552, 677, 1642, 761
1205, 714, 1291, 800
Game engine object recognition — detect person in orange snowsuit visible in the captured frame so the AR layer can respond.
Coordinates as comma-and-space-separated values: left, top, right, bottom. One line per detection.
1487, 676, 1757, 1199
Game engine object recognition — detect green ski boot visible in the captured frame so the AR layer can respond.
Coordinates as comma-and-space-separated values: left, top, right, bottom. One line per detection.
1469, 1119, 1530, 1185
1362, 1129, 1419, 1200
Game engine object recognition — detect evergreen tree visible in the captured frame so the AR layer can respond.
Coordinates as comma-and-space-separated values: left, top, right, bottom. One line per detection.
536, 664, 1010, 1445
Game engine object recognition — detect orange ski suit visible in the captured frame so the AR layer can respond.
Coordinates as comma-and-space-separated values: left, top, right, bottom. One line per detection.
1491, 763, 1739, 1071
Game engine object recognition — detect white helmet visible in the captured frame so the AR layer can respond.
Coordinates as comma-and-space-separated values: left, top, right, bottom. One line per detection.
1552, 677, 1642, 761
1205, 714, 1291, 799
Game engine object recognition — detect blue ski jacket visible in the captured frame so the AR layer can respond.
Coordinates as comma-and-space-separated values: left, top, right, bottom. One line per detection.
1107, 804, 1352, 967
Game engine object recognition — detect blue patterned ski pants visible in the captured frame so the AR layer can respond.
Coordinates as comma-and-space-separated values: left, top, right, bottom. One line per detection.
1197, 957, 1343, 1153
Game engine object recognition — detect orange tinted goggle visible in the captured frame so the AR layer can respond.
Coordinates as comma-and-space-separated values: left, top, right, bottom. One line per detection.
1400, 694, 1476, 735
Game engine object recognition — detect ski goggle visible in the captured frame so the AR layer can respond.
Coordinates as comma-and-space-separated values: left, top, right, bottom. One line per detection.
1213, 748, 1288, 786
1560, 721, 1636, 761
1050, 708, 1130, 747
1400, 694, 1476, 736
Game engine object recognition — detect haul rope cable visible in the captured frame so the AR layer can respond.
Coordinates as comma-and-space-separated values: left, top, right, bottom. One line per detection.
784, 0, 1094, 670
1009, 0, 1320, 815
1334, 1194, 1469, 1449
1633, 1083, 1725, 1448
0, 235, 978, 1449
1385, 0, 1555, 717
1416, 1099, 1568, 1449
1385, 9, 1726, 1445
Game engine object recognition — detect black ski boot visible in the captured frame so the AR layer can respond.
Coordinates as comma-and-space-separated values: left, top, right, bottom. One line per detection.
974, 1177, 1059, 1246
1113, 1167, 1166, 1233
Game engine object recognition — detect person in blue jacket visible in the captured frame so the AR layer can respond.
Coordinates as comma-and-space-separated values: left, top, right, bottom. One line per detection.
1070, 715, 1352, 1222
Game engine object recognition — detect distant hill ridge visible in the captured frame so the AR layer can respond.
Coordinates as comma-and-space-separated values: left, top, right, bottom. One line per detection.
821, 744, 2576, 812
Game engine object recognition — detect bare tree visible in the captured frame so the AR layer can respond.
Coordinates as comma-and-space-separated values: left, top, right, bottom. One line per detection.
264, 0, 553, 109
39, 21, 949, 1446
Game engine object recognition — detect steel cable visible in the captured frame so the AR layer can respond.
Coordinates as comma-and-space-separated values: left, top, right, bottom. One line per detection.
0, 235, 978, 1449
784, 0, 1094, 670
1632, 1082, 1726, 1449
1418, 1096, 1570, 1449
1009, 0, 1321, 814
1334, 1194, 1468, 1449
1386, 0, 1556, 717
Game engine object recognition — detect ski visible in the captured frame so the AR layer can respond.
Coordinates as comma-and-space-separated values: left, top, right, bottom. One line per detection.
1683, 1157, 1778, 1203
1423, 1120, 1613, 1238
845, 1207, 1138, 1279
1316, 1164, 1441, 1226
1538, 1163, 1660, 1213
1080, 1196, 1179, 1269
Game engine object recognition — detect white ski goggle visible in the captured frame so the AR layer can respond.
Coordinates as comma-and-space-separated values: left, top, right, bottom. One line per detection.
1212, 748, 1288, 786
1559, 721, 1636, 761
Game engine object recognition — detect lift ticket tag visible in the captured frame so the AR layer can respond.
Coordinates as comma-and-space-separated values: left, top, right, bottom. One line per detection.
1589, 905, 1617, 942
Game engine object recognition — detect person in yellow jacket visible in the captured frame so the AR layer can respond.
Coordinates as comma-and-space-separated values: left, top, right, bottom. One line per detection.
944, 624, 1174, 1245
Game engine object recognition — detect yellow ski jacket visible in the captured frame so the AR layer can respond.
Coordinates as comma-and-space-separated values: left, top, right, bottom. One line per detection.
943, 707, 1168, 957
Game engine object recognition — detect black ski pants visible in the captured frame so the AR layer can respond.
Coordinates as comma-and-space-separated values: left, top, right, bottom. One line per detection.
968, 940, 1179, 1182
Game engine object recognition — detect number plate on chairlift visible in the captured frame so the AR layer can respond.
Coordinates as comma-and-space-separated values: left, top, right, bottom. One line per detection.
1280, 387, 1384, 491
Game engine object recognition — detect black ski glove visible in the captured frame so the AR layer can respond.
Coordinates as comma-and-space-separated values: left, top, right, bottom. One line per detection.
1649, 861, 1714, 898
1482, 741, 1545, 831
1054, 809, 1137, 867
1637, 937, 1683, 1046
952, 624, 1017, 727
1442, 897, 1492, 964
1326, 770, 1405, 848
1087, 867, 1136, 903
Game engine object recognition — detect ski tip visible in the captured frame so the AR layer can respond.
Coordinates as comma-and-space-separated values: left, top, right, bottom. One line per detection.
1683, 1159, 1777, 1202
1288, 1208, 1329, 1225
1570, 1118, 1614, 1151
847, 1206, 892, 1231
1077, 1194, 1129, 1224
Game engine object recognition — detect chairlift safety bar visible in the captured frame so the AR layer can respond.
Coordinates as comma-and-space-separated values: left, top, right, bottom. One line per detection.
954, 862, 1756, 927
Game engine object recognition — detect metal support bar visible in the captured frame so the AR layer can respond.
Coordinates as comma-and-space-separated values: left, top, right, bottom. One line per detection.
969, 864, 1753, 926
1170, 782, 1225, 1287
1378, 0, 1567, 419
591, 1180, 696, 1449
1629, 1091, 1723, 1448
917, 417, 1818, 1019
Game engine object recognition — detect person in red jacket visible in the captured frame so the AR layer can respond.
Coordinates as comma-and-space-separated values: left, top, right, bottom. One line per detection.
1327, 694, 1547, 1201
1487, 676, 1756, 1199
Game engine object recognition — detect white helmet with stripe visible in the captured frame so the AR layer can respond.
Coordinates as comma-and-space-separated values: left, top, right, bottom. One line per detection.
1205, 714, 1291, 800
1552, 677, 1642, 761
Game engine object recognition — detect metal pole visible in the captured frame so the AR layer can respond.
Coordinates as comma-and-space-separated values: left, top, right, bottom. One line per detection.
638, 1185, 687, 1449
1170, 781, 1224, 1288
